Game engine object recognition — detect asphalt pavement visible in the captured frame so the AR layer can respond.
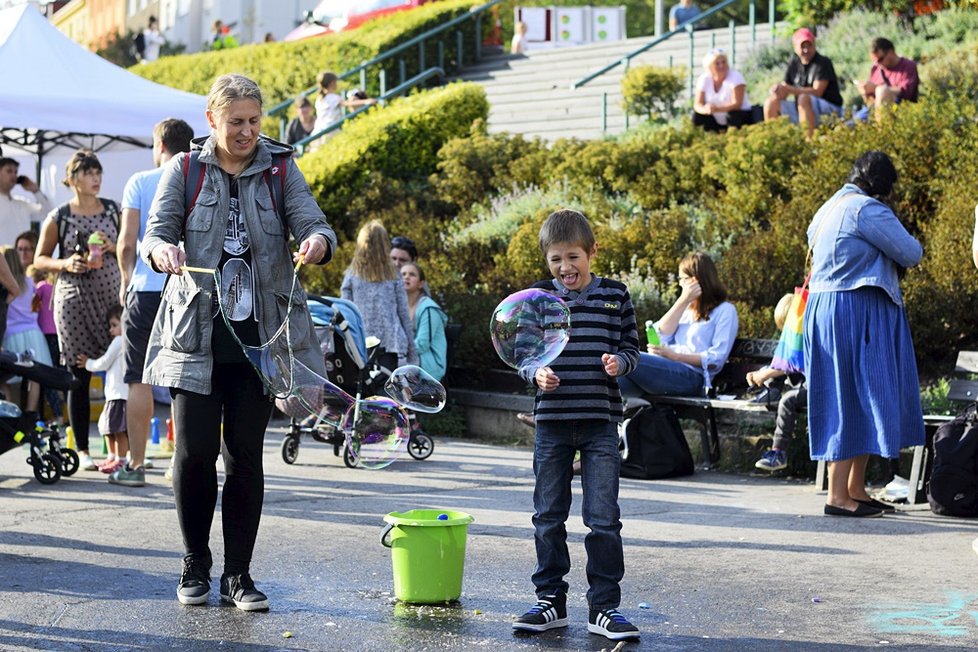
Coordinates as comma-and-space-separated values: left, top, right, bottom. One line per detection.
2, 417, 977, 652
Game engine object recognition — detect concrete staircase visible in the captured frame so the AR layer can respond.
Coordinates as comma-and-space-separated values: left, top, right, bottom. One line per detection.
456, 23, 779, 141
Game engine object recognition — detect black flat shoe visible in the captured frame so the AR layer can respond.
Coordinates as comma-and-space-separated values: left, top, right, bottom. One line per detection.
855, 498, 896, 512
824, 503, 884, 518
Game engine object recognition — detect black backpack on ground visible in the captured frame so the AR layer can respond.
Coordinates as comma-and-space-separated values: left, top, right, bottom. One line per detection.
927, 403, 978, 517
620, 401, 694, 480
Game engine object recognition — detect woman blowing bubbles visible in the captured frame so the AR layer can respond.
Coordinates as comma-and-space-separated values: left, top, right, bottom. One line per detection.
142, 73, 337, 609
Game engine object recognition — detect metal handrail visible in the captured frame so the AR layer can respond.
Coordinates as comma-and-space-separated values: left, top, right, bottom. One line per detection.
268, 0, 503, 137
292, 67, 447, 156
571, 0, 754, 90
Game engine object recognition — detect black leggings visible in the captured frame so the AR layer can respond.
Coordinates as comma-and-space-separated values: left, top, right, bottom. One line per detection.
692, 109, 755, 132
172, 363, 273, 574
67, 366, 92, 452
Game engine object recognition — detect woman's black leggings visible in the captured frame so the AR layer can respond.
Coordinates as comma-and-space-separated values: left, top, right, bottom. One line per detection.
67, 365, 92, 452
171, 363, 273, 575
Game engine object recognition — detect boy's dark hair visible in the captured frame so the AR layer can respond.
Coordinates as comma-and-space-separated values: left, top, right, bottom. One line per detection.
106, 304, 123, 325
871, 37, 895, 54
153, 119, 194, 156
0, 157, 18, 170
539, 209, 595, 254
390, 235, 417, 260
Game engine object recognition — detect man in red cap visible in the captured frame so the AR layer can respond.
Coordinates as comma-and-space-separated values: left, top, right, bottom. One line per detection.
764, 27, 843, 138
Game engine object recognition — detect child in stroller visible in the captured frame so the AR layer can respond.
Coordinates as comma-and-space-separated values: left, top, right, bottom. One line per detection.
279, 294, 434, 467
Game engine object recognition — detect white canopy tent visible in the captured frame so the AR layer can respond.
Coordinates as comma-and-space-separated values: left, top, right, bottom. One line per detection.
0, 4, 210, 204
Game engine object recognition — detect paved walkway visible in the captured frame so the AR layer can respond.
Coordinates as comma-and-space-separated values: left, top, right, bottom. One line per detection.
1, 420, 976, 651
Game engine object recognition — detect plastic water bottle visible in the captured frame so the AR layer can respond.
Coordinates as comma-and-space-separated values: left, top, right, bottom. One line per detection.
645, 320, 660, 347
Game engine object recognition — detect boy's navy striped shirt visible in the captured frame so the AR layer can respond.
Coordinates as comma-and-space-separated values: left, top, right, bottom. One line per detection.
518, 275, 640, 422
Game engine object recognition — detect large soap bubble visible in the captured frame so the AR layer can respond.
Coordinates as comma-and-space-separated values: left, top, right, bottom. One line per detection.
343, 397, 410, 469
490, 289, 571, 372
384, 365, 446, 414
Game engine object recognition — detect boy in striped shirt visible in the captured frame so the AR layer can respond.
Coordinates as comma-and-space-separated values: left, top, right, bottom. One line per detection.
512, 209, 641, 641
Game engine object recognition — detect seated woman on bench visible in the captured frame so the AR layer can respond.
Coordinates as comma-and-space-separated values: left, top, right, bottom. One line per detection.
618, 252, 738, 398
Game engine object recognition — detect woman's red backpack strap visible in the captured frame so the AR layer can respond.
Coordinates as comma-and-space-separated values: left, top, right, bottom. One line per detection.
182, 150, 288, 226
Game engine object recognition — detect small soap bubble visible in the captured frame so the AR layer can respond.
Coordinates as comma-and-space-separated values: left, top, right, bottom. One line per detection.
490, 289, 570, 372
384, 365, 446, 413
343, 397, 410, 470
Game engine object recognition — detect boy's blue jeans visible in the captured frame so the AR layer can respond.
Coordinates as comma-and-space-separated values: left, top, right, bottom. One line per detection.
532, 419, 623, 610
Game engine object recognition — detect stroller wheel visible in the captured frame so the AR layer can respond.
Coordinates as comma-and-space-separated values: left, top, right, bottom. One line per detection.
60, 448, 80, 476
33, 453, 62, 485
281, 436, 300, 465
407, 432, 434, 460
342, 445, 359, 469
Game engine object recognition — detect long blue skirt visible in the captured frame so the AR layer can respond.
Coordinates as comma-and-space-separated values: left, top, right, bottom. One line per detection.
804, 286, 924, 461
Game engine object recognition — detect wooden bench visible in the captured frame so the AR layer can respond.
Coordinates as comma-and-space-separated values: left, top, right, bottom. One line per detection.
814, 350, 978, 504
631, 338, 780, 468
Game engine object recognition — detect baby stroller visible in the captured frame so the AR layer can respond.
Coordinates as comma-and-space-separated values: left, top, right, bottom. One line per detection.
0, 351, 80, 484
279, 294, 434, 468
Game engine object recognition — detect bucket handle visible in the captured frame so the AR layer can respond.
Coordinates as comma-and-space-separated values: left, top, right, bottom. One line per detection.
380, 523, 394, 548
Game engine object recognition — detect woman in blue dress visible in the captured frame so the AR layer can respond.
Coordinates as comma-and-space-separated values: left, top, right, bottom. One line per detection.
805, 151, 924, 518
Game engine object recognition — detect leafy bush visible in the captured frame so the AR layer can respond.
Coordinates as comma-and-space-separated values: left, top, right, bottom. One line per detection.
301, 11, 978, 381
130, 0, 488, 133
297, 82, 488, 298
621, 65, 686, 121
432, 122, 547, 211
301, 82, 488, 237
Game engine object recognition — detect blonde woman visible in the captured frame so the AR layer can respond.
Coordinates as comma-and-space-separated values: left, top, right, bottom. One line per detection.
142, 73, 336, 610
341, 219, 418, 368
692, 48, 753, 132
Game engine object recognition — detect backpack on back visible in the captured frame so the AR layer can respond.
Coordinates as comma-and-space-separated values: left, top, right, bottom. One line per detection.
620, 402, 694, 480
927, 404, 978, 517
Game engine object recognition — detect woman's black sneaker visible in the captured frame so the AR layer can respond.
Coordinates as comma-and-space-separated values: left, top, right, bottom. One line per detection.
177, 552, 212, 605
220, 573, 269, 611
588, 607, 640, 640
512, 593, 568, 632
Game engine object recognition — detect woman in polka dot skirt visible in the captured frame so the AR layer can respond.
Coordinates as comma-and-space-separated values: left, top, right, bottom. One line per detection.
34, 149, 121, 471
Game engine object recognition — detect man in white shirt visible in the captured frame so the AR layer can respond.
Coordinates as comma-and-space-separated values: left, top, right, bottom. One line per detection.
142, 16, 166, 63
0, 157, 50, 246
108, 118, 194, 488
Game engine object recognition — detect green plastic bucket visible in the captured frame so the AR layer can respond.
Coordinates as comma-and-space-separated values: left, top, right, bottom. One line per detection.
380, 508, 474, 603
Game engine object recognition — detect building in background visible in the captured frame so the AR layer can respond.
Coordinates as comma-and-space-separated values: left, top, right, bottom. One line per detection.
50, 0, 90, 45
157, 0, 319, 53
51, 0, 124, 49
125, 0, 160, 38
51, 0, 320, 54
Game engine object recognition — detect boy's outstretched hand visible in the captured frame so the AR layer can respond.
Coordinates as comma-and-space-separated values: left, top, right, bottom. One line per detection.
602, 353, 620, 376
535, 366, 560, 391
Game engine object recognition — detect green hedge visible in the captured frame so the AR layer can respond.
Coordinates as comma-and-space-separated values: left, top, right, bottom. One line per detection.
297, 82, 489, 296
130, 0, 489, 117
429, 94, 978, 372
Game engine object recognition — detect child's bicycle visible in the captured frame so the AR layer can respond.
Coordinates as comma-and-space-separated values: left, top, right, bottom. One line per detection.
0, 403, 79, 484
